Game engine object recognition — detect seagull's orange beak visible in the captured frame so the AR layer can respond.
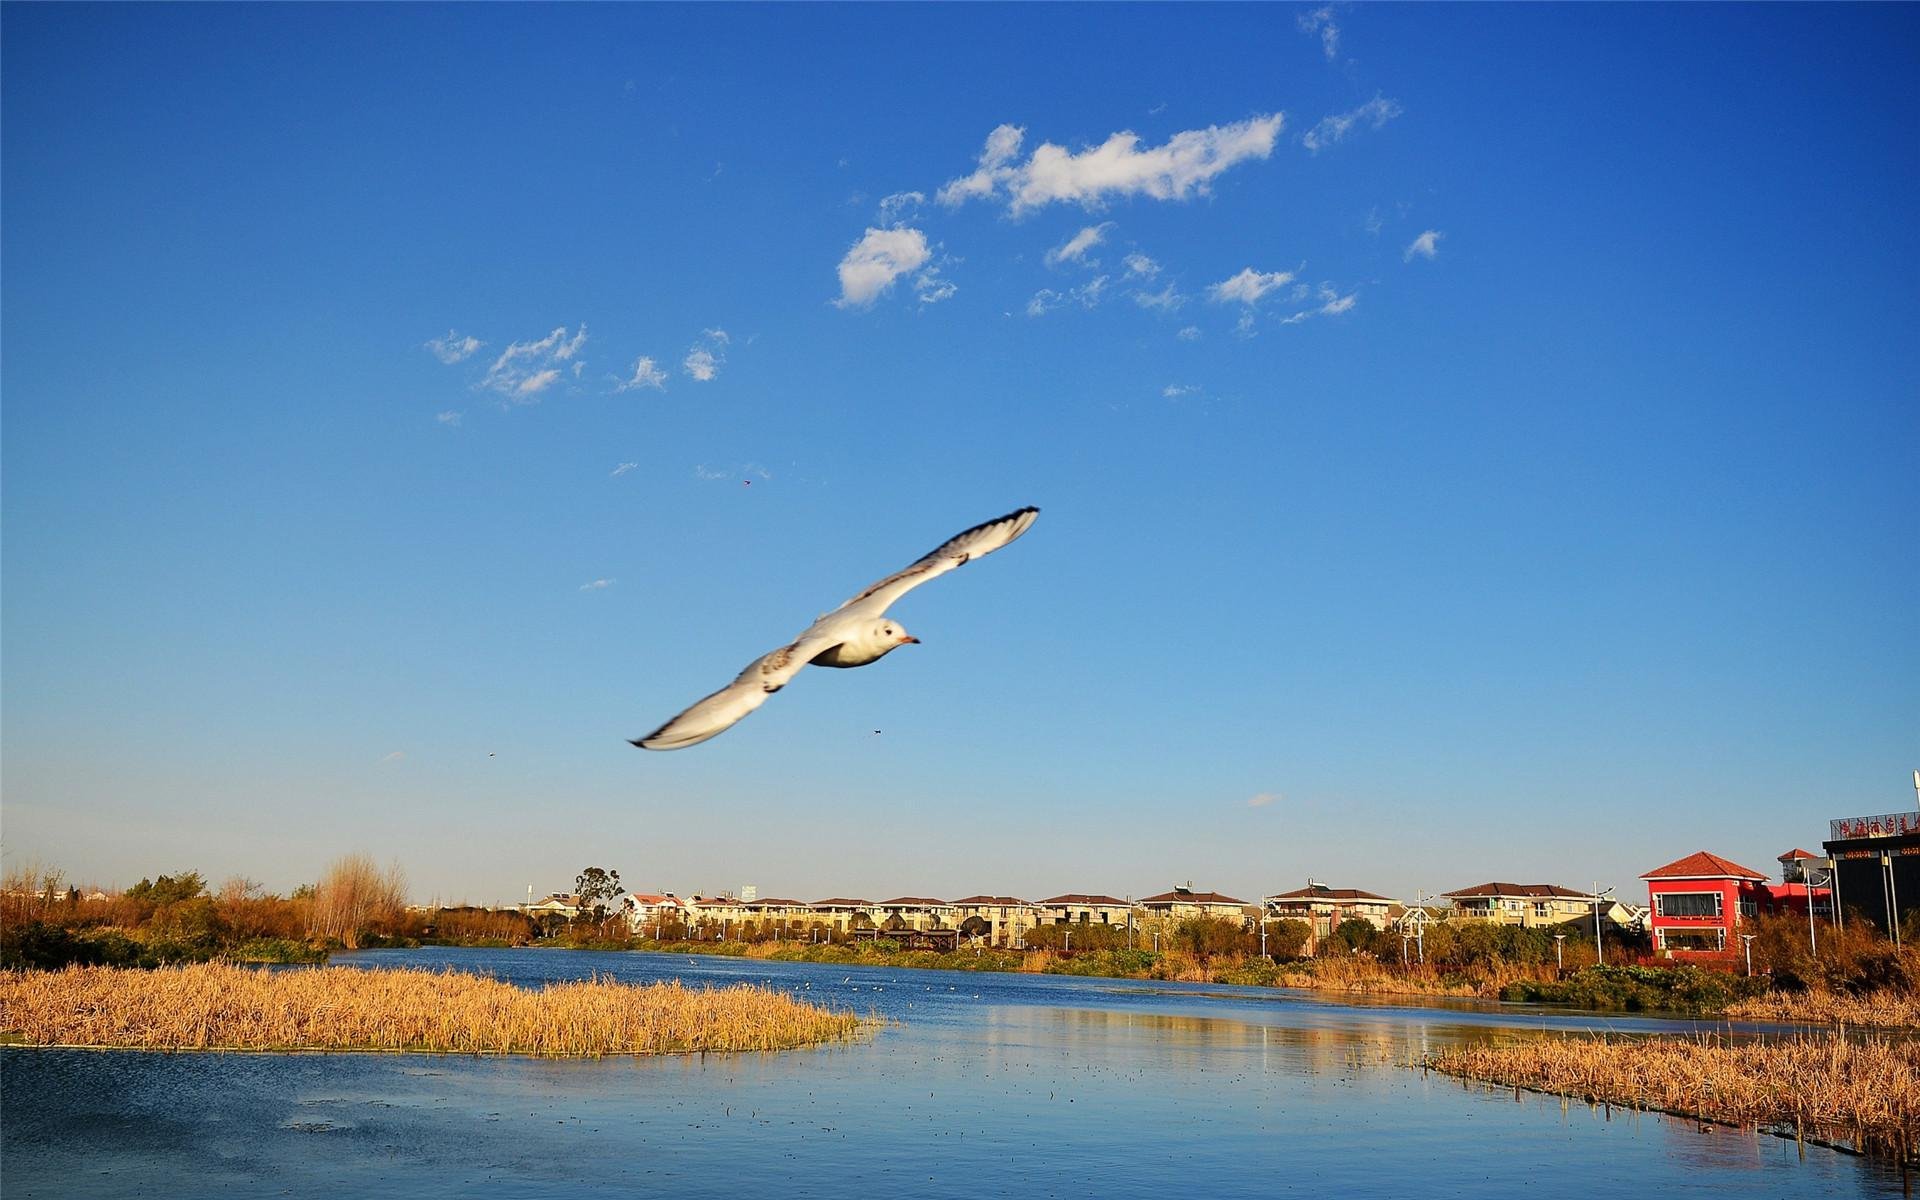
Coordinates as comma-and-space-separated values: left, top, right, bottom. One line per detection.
901, 635, 920, 644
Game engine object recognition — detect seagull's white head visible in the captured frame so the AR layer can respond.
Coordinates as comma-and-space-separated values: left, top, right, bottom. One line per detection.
869, 618, 919, 655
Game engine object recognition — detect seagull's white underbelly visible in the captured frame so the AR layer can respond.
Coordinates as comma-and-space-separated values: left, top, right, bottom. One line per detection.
809, 642, 888, 669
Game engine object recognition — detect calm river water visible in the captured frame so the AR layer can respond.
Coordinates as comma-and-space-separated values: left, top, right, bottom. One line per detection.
1, 947, 1905, 1197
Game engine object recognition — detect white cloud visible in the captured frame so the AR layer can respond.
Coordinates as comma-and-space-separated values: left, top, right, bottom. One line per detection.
1163, 383, 1199, 399
1281, 285, 1360, 324
938, 113, 1284, 215
378, 750, 406, 765
517, 368, 560, 396
1298, 5, 1339, 60
1208, 267, 1295, 305
1045, 222, 1114, 267
936, 123, 1025, 206
617, 355, 668, 391
1176, 326, 1201, 341
1026, 275, 1110, 317
579, 578, 614, 592
435, 410, 462, 426
1302, 95, 1402, 154
695, 463, 772, 483
914, 269, 957, 305
425, 330, 483, 364
484, 325, 588, 401
1364, 206, 1385, 236
683, 330, 728, 381
834, 226, 933, 308
1404, 229, 1443, 261
1123, 252, 1160, 278
611, 462, 638, 477
1234, 310, 1257, 338
1133, 282, 1187, 311
878, 190, 925, 222
1247, 790, 1281, 808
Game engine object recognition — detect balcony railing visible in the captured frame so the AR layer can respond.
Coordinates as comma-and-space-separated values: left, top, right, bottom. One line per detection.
1830, 811, 1920, 841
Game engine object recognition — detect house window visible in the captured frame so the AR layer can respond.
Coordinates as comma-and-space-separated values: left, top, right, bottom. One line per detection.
1532, 902, 1550, 917
1657, 928, 1725, 952
1654, 891, 1722, 918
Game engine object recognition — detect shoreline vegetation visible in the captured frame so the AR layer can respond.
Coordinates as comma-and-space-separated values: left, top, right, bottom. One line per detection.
1427, 1033, 1920, 1165
7, 857, 1917, 1028
0, 963, 861, 1056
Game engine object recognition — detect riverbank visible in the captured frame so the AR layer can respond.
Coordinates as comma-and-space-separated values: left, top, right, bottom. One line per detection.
558, 938, 1793, 1018
0, 963, 861, 1055
1427, 1032, 1919, 1164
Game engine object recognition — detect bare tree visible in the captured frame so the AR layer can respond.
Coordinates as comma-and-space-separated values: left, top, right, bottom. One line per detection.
309, 854, 407, 948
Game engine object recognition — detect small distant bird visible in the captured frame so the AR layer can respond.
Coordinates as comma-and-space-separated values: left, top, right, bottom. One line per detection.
632, 506, 1039, 750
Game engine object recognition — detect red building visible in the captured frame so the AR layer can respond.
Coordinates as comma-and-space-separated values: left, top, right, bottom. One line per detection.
1640, 850, 1772, 956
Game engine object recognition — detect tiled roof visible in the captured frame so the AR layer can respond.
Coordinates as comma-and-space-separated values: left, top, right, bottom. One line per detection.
1139, 889, 1246, 906
744, 898, 807, 908
949, 895, 1036, 906
1443, 882, 1591, 900
1641, 850, 1769, 881
809, 897, 873, 908
1266, 885, 1392, 902
876, 896, 948, 907
1778, 848, 1819, 861
1037, 893, 1130, 906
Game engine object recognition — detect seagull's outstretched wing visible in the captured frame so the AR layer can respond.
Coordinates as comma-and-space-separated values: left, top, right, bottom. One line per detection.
832, 506, 1039, 620
633, 634, 839, 751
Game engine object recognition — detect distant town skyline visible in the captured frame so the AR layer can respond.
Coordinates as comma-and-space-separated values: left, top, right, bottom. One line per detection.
4, 5, 1915, 908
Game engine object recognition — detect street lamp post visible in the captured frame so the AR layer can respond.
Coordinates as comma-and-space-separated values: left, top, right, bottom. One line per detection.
1592, 883, 1614, 966
1553, 934, 1566, 972
1739, 933, 1758, 976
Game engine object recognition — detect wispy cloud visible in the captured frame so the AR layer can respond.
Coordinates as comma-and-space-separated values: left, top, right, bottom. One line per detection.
1281, 284, 1360, 324
611, 462, 638, 477
1302, 95, 1402, 154
1132, 282, 1187, 311
683, 329, 728, 381
938, 113, 1284, 215
1177, 325, 1201, 341
1404, 229, 1443, 261
1163, 383, 1199, 399
835, 226, 933, 308
484, 325, 588, 401
378, 750, 406, 765
1247, 791, 1281, 808
1045, 222, 1115, 267
1026, 275, 1110, 317
435, 410, 463, 426
915, 268, 957, 305
425, 330, 483, 364
617, 355, 668, 391
1208, 267, 1296, 306
579, 578, 614, 592
1123, 252, 1161, 279
694, 463, 772, 483
877, 190, 925, 222
1298, 5, 1339, 60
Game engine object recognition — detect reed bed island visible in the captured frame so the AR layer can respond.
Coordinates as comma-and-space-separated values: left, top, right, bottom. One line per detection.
1429, 1033, 1919, 1164
0, 963, 861, 1056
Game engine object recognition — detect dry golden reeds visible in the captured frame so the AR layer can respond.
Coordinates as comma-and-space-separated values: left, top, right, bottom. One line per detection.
1724, 988, 1920, 1028
1429, 1032, 1919, 1163
0, 963, 860, 1056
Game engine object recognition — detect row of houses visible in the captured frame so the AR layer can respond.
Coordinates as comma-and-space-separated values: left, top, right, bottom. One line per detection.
522, 799, 1917, 959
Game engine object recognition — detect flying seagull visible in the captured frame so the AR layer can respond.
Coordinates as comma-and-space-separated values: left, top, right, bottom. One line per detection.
633, 505, 1039, 750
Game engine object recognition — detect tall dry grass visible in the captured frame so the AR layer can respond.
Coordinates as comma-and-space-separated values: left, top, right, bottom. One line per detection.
0, 963, 860, 1056
1725, 988, 1920, 1028
1430, 1033, 1919, 1163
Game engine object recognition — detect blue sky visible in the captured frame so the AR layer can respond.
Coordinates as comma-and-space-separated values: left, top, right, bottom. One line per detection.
4, 4, 1915, 908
